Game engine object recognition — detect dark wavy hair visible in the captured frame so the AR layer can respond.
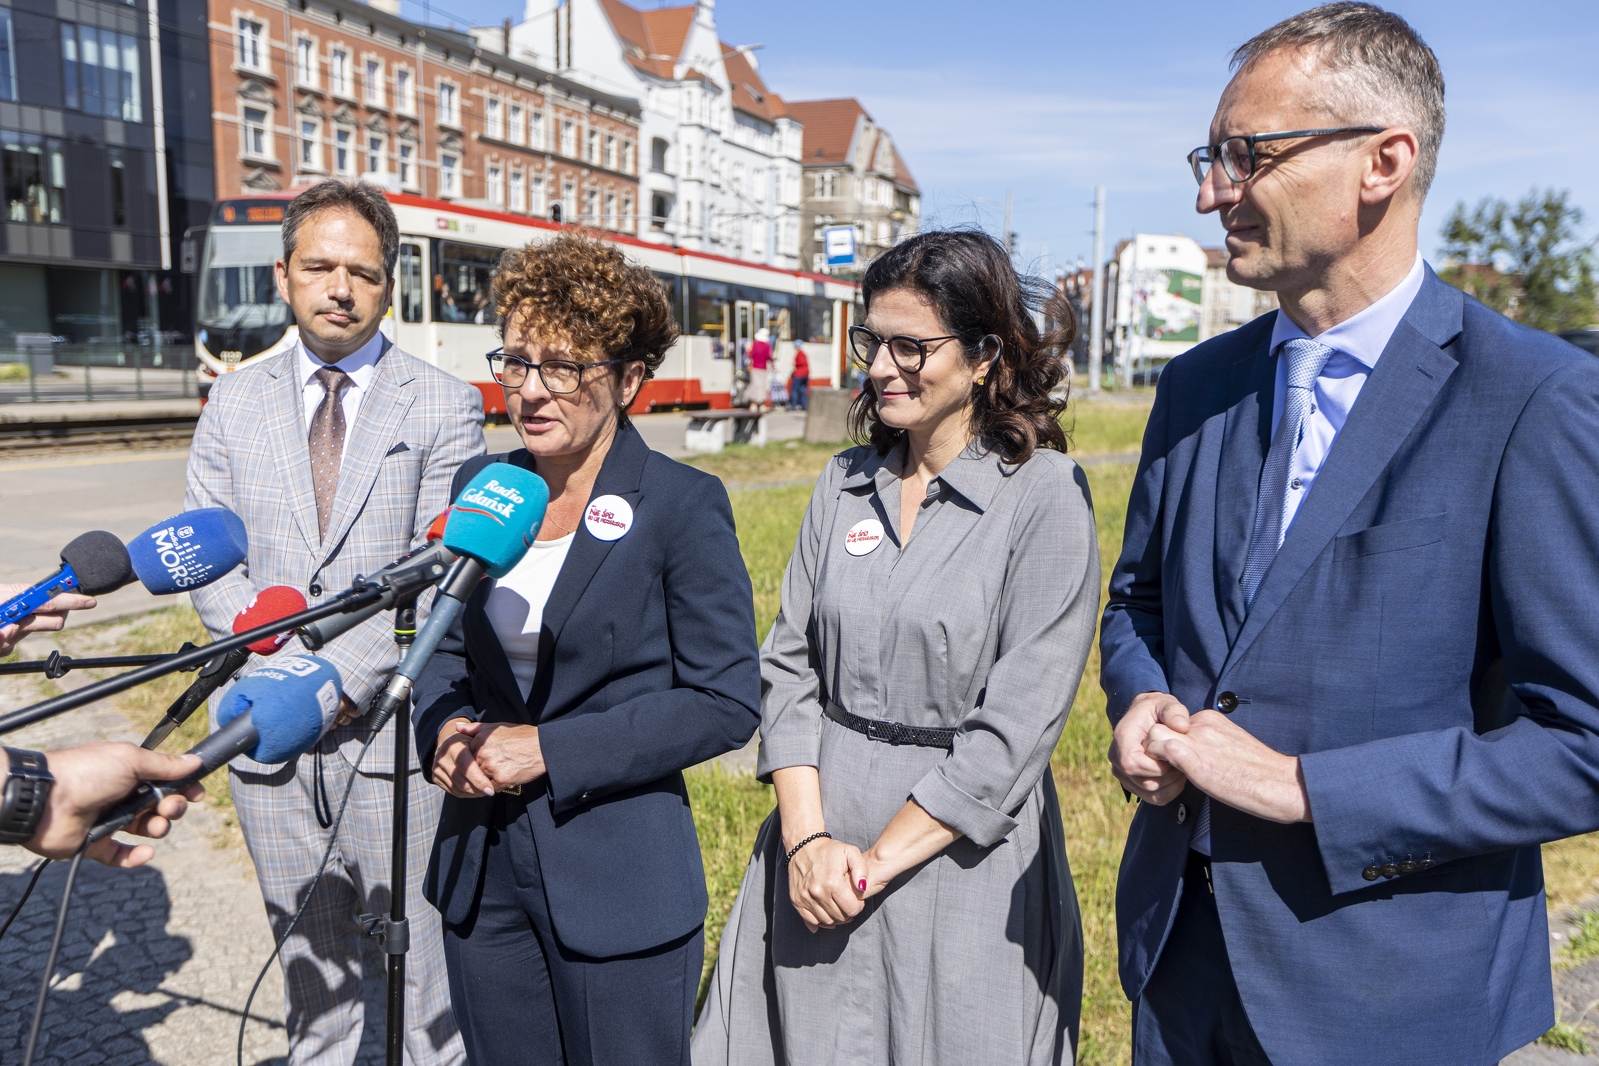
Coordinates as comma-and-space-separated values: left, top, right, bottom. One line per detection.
848, 230, 1072, 463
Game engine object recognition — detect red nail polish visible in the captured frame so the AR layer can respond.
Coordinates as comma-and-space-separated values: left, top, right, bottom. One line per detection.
858, 879, 866, 891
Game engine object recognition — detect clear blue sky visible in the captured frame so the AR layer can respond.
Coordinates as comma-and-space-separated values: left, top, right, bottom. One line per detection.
407, 0, 1599, 274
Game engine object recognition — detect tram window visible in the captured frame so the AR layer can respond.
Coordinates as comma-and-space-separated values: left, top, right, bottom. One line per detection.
800, 296, 832, 343
687, 278, 729, 336
651, 271, 683, 330
433, 239, 503, 324
398, 242, 424, 323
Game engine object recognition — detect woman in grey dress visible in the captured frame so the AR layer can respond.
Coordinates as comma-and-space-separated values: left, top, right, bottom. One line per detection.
695, 230, 1100, 1066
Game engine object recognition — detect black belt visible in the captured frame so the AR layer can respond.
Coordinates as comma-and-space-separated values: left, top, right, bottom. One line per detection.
824, 702, 955, 750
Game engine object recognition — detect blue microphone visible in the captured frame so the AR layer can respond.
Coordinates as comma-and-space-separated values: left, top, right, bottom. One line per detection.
0, 531, 136, 626
87, 656, 343, 842
126, 508, 250, 594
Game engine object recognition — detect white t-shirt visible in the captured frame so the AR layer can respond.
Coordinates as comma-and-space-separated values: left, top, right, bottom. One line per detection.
482, 532, 576, 700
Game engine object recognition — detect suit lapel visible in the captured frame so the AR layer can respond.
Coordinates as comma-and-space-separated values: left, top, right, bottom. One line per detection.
1221, 273, 1464, 677
263, 352, 322, 555
1214, 327, 1276, 645
320, 341, 416, 567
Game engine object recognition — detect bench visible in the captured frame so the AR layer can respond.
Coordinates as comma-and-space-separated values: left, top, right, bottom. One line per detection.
684, 409, 767, 454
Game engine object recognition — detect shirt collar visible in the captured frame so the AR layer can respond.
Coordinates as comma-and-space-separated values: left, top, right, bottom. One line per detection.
1268, 253, 1427, 369
840, 436, 1015, 513
298, 331, 386, 391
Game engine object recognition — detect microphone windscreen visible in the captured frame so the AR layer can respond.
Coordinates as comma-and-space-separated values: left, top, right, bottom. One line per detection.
58, 530, 136, 595
128, 508, 250, 595
233, 585, 310, 655
425, 510, 449, 542
444, 464, 549, 579
217, 655, 343, 764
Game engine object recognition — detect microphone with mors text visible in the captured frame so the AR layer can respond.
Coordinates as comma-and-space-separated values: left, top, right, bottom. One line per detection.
93, 656, 343, 842
141, 586, 310, 750
126, 508, 250, 595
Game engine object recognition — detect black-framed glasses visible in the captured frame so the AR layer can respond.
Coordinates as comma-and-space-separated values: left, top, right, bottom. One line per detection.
848, 325, 962, 373
486, 349, 627, 394
1187, 126, 1385, 185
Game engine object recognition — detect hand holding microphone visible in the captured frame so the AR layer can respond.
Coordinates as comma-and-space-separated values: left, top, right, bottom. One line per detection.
21, 745, 205, 868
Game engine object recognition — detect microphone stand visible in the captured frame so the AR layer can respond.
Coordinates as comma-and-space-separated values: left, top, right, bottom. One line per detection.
0, 647, 200, 678
360, 593, 418, 1066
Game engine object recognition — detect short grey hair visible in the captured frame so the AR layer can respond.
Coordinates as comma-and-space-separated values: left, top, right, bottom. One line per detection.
281, 179, 400, 281
1233, 2, 1445, 200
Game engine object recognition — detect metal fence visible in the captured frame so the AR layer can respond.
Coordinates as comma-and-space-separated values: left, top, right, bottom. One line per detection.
0, 337, 199, 404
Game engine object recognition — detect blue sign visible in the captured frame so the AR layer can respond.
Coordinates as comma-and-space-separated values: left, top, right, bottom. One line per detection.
823, 225, 857, 267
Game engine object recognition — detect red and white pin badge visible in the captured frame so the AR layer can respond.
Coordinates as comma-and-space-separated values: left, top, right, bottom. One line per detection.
844, 518, 884, 557
584, 494, 633, 541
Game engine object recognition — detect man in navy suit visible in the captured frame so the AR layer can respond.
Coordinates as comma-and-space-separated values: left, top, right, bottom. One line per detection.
1101, 5, 1599, 1064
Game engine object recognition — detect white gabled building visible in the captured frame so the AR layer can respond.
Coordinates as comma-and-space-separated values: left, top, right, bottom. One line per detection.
508, 0, 803, 269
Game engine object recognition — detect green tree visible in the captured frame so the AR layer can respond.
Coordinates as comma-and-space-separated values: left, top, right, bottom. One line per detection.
1439, 189, 1597, 332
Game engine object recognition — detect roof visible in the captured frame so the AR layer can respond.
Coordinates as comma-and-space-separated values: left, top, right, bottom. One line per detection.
720, 43, 776, 123
786, 98, 867, 165
888, 141, 917, 193
597, 0, 695, 78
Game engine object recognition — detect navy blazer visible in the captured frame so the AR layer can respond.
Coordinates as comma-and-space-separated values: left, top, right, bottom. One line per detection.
412, 424, 761, 958
1101, 269, 1599, 1065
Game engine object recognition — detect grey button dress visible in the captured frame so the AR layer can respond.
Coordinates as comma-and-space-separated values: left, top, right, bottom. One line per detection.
694, 438, 1100, 1066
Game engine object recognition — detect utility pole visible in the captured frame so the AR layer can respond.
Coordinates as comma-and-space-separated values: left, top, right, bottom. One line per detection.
1088, 185, 1106, 393
1003, 188, 1015, 257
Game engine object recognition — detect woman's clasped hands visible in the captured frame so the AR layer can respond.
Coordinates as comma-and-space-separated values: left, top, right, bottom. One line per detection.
433, 718, 547, 798
786, 834, 890, 933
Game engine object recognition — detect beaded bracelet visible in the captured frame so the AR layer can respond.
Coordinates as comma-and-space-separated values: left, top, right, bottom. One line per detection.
784, 831, 831, 865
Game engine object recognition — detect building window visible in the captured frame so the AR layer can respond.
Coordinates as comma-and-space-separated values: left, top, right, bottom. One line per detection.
440, 152, 458, 197
650, 192, 667, 231
366, 132, 384, 175
622, 140, 634, 175
298, 117, 321, 169
621, 194, 633, 234
438, 81, 459, 127
330, 47, 351, 97
509, 169, 524, 212
603, 191, 616, 229
398, 141, 416, 189
530, 174, 545, 215
814, 171, 838, 199
559, 120, 575, 157
242, 106, 270, 158
334, 127, 353, 175
109, 150, 125, 225
508, 104, 524, 145
364, 58, 383, 107
62, 26, 143, 122
485, 97, 502, 140
3, 134, 65, 223
561, 179, 574, 220
486, 164, 503, 205
295, 37, 316, 87
585, 128, 598, 164
584, 187, 598, 225
395, 67, 414, 114
651, 137, 668, 173
529, 112, 545, 150
236, 17, 265, 71
604, 134, 616, 170
0, 12, 15, 103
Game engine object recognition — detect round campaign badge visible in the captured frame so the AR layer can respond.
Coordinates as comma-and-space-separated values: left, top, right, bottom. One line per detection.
584, 495, 633, 541
844, 518, 885, 557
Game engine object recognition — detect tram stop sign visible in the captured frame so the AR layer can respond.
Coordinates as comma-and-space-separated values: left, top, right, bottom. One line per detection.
823, 225, 857, 268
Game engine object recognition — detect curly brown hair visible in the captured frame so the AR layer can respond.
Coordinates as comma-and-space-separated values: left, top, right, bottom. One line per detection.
849, 230, 1072, 464
493, 231, 678, 380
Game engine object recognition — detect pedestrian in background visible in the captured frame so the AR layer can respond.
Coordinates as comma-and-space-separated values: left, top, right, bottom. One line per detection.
1102, 5, 1599, 1063
747, 327, 773, 410
186, 179, 483, 1066
788, 347, 810, 410
696, 230, 1099, 1066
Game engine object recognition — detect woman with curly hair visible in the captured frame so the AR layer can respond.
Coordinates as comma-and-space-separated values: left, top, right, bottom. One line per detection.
412, 231, 761, 1065
695, 230, 1099, 1065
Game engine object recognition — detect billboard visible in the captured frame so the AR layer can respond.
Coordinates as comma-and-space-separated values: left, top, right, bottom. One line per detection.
1114, 234, 1208, 355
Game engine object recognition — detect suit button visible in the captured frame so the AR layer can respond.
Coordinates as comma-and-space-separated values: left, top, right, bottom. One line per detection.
1363, 866, 1381, 881
1419, 858, 1435, 870
1216, 692, 1239, 713
580, 790, 592, 802
1176, 803, 1188, 825
1380, 863, 1399, 878
1398, 860, 1418, 875
308, 582, 323, 597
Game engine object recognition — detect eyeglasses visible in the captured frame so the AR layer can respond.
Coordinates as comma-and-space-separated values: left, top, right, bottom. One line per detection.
486, 349, 626, 394
1187, 127, 1385, 185
848, 325, 961, 374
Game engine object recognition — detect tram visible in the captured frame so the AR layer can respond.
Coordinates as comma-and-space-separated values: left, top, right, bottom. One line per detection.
193, 190, 861, 413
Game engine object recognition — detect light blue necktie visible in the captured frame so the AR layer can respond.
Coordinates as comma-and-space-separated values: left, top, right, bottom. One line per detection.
1239, 338, 1337, 610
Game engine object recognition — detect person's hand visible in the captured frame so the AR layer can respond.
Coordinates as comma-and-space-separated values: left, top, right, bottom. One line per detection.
1109, 691, 1191, 805
0, 583, 97, 657
26, 744, 204, 868
332, 696, 363, 728
1144, 708, 1311, 824
469, 723, 546, 791
786, 836, 868, 933
433, 717, 495, 798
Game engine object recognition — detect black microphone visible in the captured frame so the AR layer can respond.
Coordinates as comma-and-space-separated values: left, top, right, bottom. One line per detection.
0, 531, 135, 626
297, 542, 457, 651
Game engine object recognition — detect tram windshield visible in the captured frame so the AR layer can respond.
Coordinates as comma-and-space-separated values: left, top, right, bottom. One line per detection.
197, 225, 290, 334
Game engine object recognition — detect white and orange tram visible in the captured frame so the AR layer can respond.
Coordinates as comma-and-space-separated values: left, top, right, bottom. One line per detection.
192, 191, 861, 414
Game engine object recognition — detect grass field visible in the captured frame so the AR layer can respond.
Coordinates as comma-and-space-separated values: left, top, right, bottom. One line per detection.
34, 392, 1599, 1063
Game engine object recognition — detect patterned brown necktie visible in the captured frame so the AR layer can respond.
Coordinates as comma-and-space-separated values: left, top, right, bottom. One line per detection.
308, 365, 351, 542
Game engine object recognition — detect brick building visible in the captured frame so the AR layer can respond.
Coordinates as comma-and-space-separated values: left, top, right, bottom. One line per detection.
206, 0, 641, 230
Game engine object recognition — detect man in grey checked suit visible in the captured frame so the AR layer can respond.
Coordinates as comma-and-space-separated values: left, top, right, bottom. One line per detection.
186, 180, 483, 1064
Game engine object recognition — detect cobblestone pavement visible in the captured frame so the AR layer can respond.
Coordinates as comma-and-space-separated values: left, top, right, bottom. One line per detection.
0, 636, 391, 1065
